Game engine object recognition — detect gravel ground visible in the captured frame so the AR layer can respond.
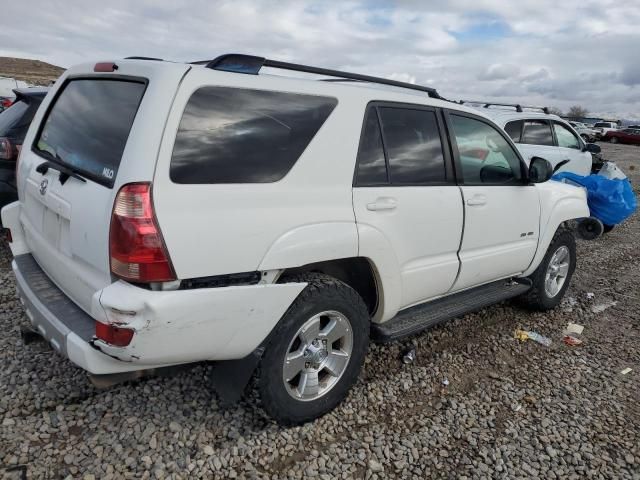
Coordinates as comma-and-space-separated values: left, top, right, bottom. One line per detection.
1, 143, 639, 479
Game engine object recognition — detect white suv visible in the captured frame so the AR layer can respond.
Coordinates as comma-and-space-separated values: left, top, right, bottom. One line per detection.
2, 55, 598, 425
463, 103, 600, 177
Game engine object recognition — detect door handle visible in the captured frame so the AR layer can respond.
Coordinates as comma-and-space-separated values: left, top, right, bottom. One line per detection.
466, 194, 487, 206
367, 197, 397, 211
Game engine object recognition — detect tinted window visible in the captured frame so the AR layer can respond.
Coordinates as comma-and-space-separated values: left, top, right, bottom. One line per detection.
450, 114, 522, 185
355, 109, 387, 185
553, 122, 580, 149
170, 87, 337, 184
0, 100, 31, 142
504, 120, 523, 142
35, 80, 145, 187
378, 107, 445, 184
522, 120, 554, 146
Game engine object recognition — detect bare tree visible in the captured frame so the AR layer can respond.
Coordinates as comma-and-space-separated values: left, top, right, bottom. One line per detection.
548, 106, 563, 116
567, 105, 589, 118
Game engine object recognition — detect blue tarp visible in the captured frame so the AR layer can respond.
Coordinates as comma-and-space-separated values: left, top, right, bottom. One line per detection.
552, 172, 637, 226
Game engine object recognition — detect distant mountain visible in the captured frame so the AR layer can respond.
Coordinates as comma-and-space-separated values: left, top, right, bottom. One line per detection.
0, 57, 64, 86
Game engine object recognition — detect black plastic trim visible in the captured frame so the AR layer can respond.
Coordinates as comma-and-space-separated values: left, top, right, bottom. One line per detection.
180, 271, 262, 290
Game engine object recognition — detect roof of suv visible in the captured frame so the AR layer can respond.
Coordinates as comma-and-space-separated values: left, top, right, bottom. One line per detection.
467, 107, 563, 126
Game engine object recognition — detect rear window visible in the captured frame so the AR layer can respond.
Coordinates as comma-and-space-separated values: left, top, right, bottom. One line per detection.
0, 100, 32, 142
170, 87, 337, 184
521, 120, 554, 146
504, 120, 523, 142
34, 79, 146, 188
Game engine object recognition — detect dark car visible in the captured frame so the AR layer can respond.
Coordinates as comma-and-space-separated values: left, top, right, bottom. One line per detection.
0, 87, 48, 212
603, 128, 640, 145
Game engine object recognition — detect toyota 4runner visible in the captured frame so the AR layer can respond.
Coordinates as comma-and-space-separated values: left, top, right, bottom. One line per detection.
2, 55, 599, 425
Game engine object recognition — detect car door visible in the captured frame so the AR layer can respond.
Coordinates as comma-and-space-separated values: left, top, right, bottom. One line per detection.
352, 103, 463, 309
551, 121, 592, 176
445, 111, 540, 291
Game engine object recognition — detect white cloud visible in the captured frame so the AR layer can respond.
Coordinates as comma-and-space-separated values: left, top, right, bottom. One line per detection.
0, 0, 638, 118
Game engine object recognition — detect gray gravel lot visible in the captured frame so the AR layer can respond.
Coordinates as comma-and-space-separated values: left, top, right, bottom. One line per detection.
1, 143, 639, 479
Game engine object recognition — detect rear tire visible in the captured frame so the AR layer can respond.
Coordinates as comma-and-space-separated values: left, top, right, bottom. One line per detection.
257, 273, 370, 425
610, 137, 618, 144
518, 229, 576, 311
603, 224, 615, 233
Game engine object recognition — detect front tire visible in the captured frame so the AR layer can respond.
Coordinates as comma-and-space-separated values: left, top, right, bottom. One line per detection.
610, 136, 618, 144
519, 229, 576, 311
257, 273, 370, 425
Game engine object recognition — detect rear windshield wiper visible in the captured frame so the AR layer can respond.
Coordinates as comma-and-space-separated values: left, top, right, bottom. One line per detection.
34, 151, 87, 185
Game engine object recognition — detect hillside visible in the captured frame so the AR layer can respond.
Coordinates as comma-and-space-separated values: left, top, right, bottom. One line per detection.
0, 57, 64, 85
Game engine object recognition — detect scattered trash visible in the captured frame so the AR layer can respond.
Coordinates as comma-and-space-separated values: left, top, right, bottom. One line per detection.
620, 368, 632, 375
562, 322, 585, 346
442, 377, 450, 387
512, 403, 522, 412
515, 329, 552, 347
586, 292, 595, 300
563, 335, 583, 346
402, 347, 416, 365
592, 301, 617, 313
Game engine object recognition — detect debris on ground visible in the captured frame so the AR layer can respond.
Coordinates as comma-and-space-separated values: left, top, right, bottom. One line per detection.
514, 330, 552, 347
586, 292, 595, 299
402, 347, 416, 364
592, 300, 618, 313
620, 368, 632, 375
563, 323, 585, 346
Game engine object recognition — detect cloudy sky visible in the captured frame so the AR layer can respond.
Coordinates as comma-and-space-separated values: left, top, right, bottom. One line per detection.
2, 0, 639, 119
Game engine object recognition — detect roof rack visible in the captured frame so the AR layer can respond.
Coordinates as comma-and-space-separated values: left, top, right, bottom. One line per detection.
458, 100, 549, 115
124, 56, 164, 61
193, 53, 441, 99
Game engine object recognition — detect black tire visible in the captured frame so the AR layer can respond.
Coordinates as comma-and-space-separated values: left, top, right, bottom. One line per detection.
518, 229, 576, 311
257, 273, 370, 425
603, 224, 615, 233
610, 136, 618, 144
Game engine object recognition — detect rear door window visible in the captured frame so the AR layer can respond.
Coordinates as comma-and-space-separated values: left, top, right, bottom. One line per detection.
355, 109, 387, 185
378, 107, 446, 184
504, 120, 523, 143
521, 120, 554, 146
170, 87, 337, 184
34, 79, 146, 188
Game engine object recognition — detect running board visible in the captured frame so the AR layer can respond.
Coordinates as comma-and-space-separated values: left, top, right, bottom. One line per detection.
372, 280, 531, 343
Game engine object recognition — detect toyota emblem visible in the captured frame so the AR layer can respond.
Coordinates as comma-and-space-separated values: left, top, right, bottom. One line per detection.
39, 179, 48, 196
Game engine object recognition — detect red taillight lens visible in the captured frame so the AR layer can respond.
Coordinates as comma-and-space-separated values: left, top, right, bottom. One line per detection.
109, 183, 176, 283
95, 321, 134, 346
0, 137, 13, 160
1, 98, 12, 108
94, 62, 118, 72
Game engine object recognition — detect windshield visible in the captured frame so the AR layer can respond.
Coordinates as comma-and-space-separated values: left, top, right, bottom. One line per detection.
34, 79, 146, 188
594, 122, 611, 128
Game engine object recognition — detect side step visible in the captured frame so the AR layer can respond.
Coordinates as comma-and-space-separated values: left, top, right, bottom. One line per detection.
372, 279, 531, 343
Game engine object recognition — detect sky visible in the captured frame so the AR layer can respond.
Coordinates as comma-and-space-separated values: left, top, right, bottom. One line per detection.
1, 0, 639, 120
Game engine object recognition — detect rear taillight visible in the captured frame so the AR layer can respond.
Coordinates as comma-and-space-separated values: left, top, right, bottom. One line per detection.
109, 183, 176, 283
95, 321, 134, 346
0, 137, 13, 160
0, 98, 12, 108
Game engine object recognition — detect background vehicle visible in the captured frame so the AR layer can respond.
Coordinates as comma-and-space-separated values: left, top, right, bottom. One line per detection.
569, 121, 597, 142
1, 55, 597, 425
603, 128, 640, 145
0, 96, 13, 113
0, 87, 48, 213
464, 102, 600, 176
593, 121, 618, 139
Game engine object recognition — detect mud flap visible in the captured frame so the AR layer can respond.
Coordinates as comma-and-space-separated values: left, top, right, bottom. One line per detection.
209, 347, 265, 407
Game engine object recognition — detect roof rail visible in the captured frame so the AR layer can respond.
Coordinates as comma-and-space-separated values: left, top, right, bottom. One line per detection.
458, 100, 549, 115
124, 56, 164, 61
196, 53, 441, 99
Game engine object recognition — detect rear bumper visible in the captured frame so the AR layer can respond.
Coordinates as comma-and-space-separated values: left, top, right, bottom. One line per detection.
12, 254, 143, 374
12, 252, 306, 375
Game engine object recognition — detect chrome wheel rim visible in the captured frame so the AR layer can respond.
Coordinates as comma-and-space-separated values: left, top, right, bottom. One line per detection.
544, 246, 570, 298
282, 310, 353, 402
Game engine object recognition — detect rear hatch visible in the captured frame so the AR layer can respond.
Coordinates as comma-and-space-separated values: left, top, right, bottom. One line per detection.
16, 60, 190, 314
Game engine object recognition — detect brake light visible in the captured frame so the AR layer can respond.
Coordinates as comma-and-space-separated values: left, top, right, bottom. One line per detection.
95, 321, 134, 346
94, 62, 118, 72
0, 98, 12, 108
0, 138, 13, 160
109, 183, 176, 282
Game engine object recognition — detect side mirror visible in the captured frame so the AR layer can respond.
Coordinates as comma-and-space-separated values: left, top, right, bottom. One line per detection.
583, 143, 601, 154
529, 157, 553, 183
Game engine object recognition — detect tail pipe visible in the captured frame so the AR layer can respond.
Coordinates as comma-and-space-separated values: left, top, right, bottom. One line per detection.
576, 216, 604, 240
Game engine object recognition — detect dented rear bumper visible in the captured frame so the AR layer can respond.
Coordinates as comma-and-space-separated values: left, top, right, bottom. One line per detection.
12, 253, 305, 375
